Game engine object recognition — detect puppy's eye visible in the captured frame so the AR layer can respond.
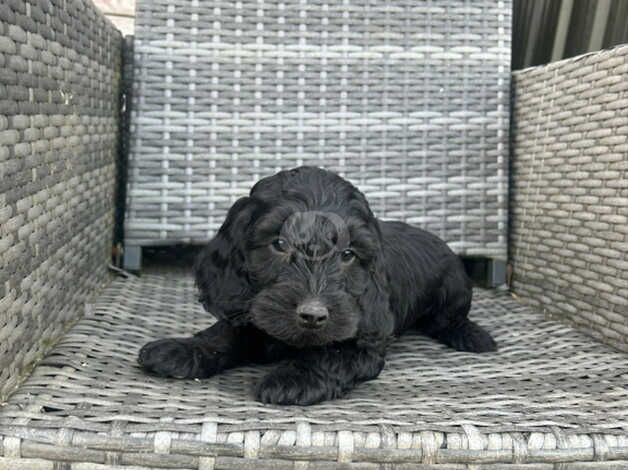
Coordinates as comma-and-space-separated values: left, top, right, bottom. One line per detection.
272, 238, 289, 253
340, 248, 355, 263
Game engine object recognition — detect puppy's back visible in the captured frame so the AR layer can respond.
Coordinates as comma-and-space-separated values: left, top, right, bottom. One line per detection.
379, 220, 470, 333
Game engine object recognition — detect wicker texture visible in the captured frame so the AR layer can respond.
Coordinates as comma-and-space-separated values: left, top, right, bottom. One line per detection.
510, 45, 628, 352
126, 0, 511, 259
0, 0, 122, 400
114, 35, 135, 247
1, 268, 626, 468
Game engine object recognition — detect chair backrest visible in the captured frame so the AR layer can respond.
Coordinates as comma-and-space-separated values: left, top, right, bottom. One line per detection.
127, 0, 511, 260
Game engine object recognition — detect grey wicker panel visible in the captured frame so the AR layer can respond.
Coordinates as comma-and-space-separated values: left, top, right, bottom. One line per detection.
510, 45, 628, 353
0, 0, 122, 400
0, 268, 627, 468
126, 0, 511, 258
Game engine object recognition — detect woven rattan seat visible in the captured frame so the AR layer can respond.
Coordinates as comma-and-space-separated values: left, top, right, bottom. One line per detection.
1, 267, 626, 468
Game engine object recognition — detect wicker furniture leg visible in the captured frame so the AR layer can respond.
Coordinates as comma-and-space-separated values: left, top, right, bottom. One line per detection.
123, 245, 142, 271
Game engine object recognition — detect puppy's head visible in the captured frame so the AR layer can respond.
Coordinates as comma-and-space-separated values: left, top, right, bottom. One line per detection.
195, 166, 392, 347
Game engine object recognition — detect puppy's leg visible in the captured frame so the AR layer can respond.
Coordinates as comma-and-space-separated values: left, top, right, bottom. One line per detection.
138, 321, 276, 379
422, 271, 497, 353
256, 338, 386, 405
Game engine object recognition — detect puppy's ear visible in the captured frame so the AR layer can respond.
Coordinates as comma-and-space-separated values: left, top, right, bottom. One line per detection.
195, 197, 260, 324
357, 249, 394, 341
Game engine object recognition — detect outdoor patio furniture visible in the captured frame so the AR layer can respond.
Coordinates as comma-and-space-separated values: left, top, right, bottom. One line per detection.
0, 1, 626, 468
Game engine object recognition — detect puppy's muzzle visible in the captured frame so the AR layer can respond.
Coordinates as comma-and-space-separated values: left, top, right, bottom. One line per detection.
296, 299, 328, 330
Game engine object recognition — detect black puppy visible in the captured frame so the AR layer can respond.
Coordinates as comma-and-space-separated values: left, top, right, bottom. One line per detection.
138, 166, 496, 405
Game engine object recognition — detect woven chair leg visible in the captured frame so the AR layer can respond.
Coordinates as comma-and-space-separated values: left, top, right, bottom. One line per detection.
462, 258, 507, 288
488, 259, 507, 287
123, 245, 142, 272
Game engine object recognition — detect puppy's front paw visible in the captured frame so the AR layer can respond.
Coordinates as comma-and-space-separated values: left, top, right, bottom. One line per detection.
138, 338, 217, 379
256, 364, 334, 405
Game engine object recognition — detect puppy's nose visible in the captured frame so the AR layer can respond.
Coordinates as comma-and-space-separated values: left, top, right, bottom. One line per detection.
296, 299, 329, 329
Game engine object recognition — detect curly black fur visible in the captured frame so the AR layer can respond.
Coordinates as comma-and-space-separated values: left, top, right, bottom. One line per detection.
138, 166, 497, 405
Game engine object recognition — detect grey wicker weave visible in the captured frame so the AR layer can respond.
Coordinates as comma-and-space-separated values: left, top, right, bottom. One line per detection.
2, 1, 627, 467
510, 44, 628, 353
1, 268, 627, 469
125, 0, 511, 266
0, 0, 122, 400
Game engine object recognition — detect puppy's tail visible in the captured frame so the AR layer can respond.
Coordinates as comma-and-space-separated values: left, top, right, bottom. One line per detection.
435, 319, 497, 353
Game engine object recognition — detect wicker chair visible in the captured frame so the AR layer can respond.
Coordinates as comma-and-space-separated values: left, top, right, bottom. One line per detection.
123, 0, 512, 276
1, 1, 627, 469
